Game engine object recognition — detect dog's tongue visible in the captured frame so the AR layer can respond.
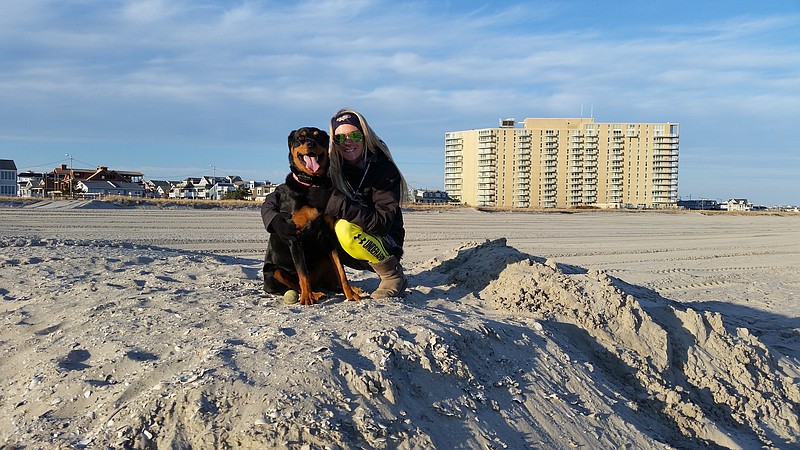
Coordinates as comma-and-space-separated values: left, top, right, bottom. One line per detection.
303, 155, 320, 173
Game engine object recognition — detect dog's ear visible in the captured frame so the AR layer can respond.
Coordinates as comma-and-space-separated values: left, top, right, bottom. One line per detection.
312, 129, 330, 147
287, 129, 300, 150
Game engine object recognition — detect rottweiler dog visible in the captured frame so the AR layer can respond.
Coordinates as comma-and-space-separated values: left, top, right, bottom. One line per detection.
262, 127, 361, 305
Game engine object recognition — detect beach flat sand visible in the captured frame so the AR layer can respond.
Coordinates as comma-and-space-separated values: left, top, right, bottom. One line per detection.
1, 202, 799, 449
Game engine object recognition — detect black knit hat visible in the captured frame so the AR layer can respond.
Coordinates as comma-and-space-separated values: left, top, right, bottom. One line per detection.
331, 111, 363, 132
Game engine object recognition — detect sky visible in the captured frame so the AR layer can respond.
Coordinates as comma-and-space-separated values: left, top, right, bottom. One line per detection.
2, 0, 799, 206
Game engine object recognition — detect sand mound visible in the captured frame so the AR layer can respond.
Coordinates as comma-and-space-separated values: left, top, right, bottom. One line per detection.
474, 239, 800, 449
1, 236, 798, 449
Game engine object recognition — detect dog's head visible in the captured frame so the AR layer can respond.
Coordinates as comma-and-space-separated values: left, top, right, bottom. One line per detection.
288, 127, 330, 177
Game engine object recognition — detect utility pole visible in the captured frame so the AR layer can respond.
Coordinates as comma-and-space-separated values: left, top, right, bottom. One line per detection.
65, 153, 73, 198
210, 165, 217, 200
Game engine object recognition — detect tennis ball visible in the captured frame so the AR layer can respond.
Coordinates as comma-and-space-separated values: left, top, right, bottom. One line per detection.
283, 289, 299, 304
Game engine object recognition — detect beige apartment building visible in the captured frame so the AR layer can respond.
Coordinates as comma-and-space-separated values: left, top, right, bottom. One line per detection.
444, 118, 679, 209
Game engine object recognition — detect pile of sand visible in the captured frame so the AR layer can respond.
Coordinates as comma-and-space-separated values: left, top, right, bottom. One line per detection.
1, 235, 798, 449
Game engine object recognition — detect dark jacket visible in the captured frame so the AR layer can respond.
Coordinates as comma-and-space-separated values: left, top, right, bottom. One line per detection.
325, 151, 405, 255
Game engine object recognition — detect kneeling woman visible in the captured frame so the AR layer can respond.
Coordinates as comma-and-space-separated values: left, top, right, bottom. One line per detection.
325, 108, 408, 298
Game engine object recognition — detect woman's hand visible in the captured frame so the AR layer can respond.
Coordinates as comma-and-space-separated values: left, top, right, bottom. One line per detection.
269, 213, 300, 243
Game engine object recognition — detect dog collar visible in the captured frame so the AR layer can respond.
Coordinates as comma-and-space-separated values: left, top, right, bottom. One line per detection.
292, 172, 327, 188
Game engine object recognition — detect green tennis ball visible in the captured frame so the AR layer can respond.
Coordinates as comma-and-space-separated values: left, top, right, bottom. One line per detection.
283, 289, 299, 304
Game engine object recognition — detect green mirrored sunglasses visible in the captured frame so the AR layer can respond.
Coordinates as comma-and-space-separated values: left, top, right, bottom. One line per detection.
334, 131, 363, 144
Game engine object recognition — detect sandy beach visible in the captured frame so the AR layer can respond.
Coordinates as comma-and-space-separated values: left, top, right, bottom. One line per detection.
1, 201, 799, 449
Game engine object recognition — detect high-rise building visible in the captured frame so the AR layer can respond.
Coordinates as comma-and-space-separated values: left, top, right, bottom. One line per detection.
445, 118, 679, 209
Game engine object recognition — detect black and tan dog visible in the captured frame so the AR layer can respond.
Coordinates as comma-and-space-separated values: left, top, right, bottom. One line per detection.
262, 127, 361, 305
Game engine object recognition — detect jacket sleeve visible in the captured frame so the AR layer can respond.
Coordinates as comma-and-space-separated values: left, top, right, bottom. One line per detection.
325, 165, 401, 236
261, 188, 282, 232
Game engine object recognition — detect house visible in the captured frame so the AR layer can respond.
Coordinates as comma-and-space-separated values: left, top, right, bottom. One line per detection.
0, 159, 17, 197
250, 181, 277, 202
208, 179, 238, 200
170, 178, 201, 199
76, 180, 145, 198
195, 176, 216, 198
50, 164, 144, 197
722, 198, 752, 211
202, 175, 247, 200
16, 171, 45, 197
225, 175, 244, 185
170, 175, 249, 200
413, 189, 453, 205
677, 199, 721, 210
144, 180, 175, 198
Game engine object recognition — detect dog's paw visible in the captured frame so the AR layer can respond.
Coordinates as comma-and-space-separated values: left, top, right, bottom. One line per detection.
299, 290, 327, 306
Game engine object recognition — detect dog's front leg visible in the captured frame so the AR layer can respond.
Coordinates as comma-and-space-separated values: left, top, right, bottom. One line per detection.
288, 239, 324, 305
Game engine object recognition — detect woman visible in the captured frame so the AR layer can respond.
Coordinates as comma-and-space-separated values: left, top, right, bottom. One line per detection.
324, 108, 409, 298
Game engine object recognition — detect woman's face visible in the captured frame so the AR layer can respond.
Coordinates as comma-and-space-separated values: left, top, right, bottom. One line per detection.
334, 124, 365, 164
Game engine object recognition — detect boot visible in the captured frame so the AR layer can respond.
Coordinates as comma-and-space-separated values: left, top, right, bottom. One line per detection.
369, 255, 408, 298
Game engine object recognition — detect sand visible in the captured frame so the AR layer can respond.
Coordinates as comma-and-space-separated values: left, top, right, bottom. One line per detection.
1, 202, 799, 449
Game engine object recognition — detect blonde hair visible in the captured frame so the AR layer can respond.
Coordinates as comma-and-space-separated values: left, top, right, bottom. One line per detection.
328, 108, 409, 203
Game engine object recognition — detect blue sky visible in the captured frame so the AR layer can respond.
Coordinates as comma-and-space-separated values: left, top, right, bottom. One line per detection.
2, 0, 799, 205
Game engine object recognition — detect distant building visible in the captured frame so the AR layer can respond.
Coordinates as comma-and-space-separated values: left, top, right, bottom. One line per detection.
76, 180, 145, 198
445, 118, 679, 209
143, 180, 176, 198
250, 181, 277, 202
721, 198, 752, 211
678, 199, 721, 210
168, 175, 248, 200
48, 164, 144, 197
170, 178, 201, 199
208, 179, 238, 200
17, 171, 44, 197
0, 160, 19, 196
413, 189, 453, 205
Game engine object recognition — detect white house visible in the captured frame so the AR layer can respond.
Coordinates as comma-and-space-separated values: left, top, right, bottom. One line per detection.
208, 179, 237, 200
144, 180, 175, 198
170, 178, 202, 199
17, 170, 43, 197
722, 198, 752, 211
170, 175, 247, 200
